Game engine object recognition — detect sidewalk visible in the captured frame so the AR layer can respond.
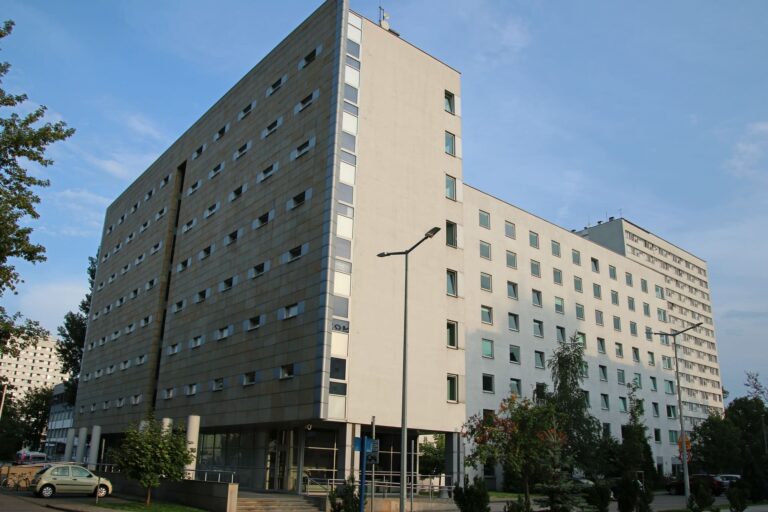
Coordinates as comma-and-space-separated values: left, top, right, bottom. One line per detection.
0, 488, 138, 512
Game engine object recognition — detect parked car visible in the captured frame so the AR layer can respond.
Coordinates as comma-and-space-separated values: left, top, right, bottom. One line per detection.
666, 474, 723, 496
29, 464, 112, 498
716, 474, 741, 490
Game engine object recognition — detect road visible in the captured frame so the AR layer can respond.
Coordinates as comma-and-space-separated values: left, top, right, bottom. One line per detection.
0, 491, 47, 511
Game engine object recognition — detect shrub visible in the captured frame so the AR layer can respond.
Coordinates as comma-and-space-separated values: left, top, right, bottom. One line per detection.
584, 483, 612, 512
454, 476, 491, 512
726, 484, 749, 512
328, 477, 360, 512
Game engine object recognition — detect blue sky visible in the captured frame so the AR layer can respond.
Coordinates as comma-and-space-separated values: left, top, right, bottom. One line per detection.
2, 0, 766, 399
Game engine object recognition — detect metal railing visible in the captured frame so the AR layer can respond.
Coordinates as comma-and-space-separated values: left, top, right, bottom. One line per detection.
94, 463, 236, 484
303, 471, 454, 501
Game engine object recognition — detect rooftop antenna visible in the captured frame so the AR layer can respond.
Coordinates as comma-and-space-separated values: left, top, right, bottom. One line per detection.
379, 5, 390, 30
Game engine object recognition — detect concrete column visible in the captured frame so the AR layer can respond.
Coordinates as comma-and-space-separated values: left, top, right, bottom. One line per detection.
285, 430, 295, 491
337, 423, 356, 481
75, 427, 88, 463
185, 415, 200, 479
64, 428, 76, 461
296, 428, 306, 494
87, 426, 101, 470
161, 417, 173, 431
254, 431, 268, 491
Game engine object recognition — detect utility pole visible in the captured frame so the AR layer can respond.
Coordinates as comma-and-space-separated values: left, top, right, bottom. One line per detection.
654, 321, 702, 502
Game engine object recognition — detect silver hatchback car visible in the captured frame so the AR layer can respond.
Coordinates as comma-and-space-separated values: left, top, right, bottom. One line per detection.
29, 464, 113, 498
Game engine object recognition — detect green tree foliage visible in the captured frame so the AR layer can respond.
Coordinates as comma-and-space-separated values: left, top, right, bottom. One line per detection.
0, 20, 74, 358
690, 414, 742, 474
419, 434, 446, 477
723, 397, 768, 500
464, 395, 556, 512
532, 424, 585, 512
546, 334, 603, 477
453, 476, 491, 512
113, 418, 195, 506
328, 477, 361, 512
726, 482, 749, 512
0, 385, 53, 454
55, 255, 96, 404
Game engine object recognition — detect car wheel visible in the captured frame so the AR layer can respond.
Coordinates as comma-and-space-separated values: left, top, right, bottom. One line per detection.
40, 484, 55, 498
96, 484, 109, 498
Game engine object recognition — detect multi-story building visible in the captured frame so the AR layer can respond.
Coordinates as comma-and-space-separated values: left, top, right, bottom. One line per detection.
72, 0, 722, 490
579, 218, 724, 429
0, 336, 66, 400
44, 383, 76, 459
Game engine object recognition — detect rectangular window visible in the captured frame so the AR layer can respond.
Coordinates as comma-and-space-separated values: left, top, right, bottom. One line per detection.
479, 210, 490, 228
628, 297, 636, 311
530, 259, 541, 277
532, 290, 543, 307
641, 279, 649, 293
632, 347, 640, 362
572, 249, 581, 266
446, 270, 458, 296
617, 369, 626, 385
479, 241, 492, 259
551, 240, 561, 257
643, 302, 651, 317
447, 374, 458, 402
648, 352, 656, 366
280, 364, 295, 379
597, 338, 606, 353
481, 305, 493, 324
445, 131, 456, 155
630, 321, 638, 336
574, 276, 583, 292
508, 313, 520, 332
593, 283, 602, 299
556, 326, 566, 343
611, 290, 619, 305
482, 338, 494, 358
506, 250, 517, 268
650, 376, 658, 391
653, 402, 660, 416
615, 342, 624, 358
669, 430, 679, 444
619, 397, 628, 413
667, 405, 677, 419
654, 429, 662, 443
445, 175, 457, 200
665, 380, 675, 394
657, 309, 667, 322
446, 321, 458, 348
599, 365, 608, 381
533, 319, 544, 338
609, 265, 617, 280
655, 285, 665, 299
591, 257, 600, 273
445, 90, 455, 114
482, 374, 495, 393
480, 272, 492, 291
634, 373, 642, 388
505, 221, 516, 239
575, 303, 585, 320
446, 221, 457, 247
626, 272, 634, 286
595, 309, 604, 325
529, 231, 539, 249
510, 378, 522, 396
553, 268, 563, 285
535, 351, 545, 369
509, 345, 520, 364
613, 316, 621, 331
507, 281, 519, 299
554, 297, 565, 314
601, 394, 609, 410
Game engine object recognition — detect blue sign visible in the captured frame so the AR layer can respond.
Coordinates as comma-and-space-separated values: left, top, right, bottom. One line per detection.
353, 437, 373, 452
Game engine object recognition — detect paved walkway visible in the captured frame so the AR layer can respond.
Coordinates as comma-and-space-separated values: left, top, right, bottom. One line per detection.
0, 488, 136, 512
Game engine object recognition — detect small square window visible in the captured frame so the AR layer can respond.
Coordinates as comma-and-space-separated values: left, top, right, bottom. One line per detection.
479, 210, 490, 229
479, 241, 492, 260
445, 131, 456, 156
529, 231, 539, 249
510, 378, 522, 396
482, 374, 495, 393
481, 338, 494, 359
481, 305, 493, 324
280, 364, 295, 379
505, 221, 516, 239
444, 90, 455, 114
507, 281, 518, 299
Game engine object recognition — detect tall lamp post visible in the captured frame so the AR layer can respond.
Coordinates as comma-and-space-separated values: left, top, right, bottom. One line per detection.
378, 226, 441, 512
653, 321, 702, 501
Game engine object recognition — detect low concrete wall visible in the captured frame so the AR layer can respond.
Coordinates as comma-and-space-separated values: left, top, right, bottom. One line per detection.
108, 473, 238, 512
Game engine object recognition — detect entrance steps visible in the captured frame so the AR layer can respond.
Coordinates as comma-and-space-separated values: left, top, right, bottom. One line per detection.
236, 493, 325, 512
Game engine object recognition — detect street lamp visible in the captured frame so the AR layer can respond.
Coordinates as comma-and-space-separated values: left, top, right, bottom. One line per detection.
378, 226, 441, 512
653, 321, 702, 501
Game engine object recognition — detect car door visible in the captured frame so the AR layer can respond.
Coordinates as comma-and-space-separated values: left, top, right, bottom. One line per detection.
49, 466, 72, 493
69, 466, 95, 494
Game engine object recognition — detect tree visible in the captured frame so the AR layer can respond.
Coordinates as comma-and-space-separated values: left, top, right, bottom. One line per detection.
724, 397, 768, 500
615, 385, 655, 512
0, 20, 75, 357
464, 395, 556, 512
546, 333, 602, 477
56, 255, 96, 404
745, 371, 768, 403
690, 415, 742, 474
16, 385, 53, 449
113, 418, 195, 506
420, 434, 446, 479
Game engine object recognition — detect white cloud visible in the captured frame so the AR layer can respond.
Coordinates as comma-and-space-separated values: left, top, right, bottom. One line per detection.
55, 189, 111, 207
80, 149, 158, 181
18, 281, 88, 334
124, 114, 168, 143
726, 121, 768, 182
